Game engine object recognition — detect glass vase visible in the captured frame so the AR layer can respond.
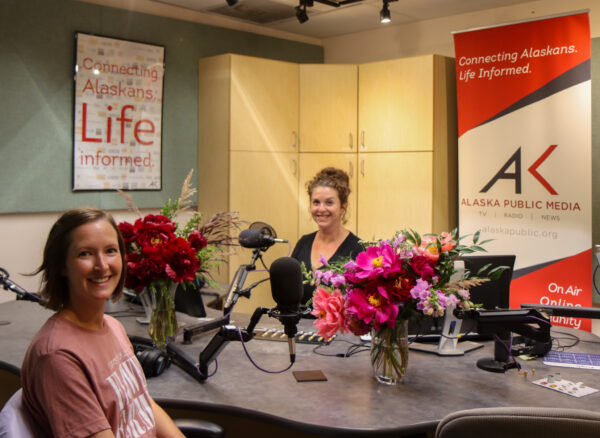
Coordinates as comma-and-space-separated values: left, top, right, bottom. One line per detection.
147, 281, 179, 348
370, 319, 409, 385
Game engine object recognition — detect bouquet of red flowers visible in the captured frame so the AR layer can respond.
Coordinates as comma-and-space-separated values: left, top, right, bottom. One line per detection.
118, 170, 240, 346
118, 214, 206, 292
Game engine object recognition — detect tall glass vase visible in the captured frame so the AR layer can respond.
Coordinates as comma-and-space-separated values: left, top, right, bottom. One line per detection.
370, 319, 409, 385
147, 281, 179, 348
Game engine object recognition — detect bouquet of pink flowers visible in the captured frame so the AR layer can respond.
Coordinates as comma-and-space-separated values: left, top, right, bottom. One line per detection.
305, 229, 502, 340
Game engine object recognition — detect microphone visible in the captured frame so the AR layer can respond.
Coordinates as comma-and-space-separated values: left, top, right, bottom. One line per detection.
238, 228, 287, 250
269, 257, 303, 363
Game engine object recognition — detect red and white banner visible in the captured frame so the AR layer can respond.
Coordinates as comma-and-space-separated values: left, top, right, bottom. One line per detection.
73, 33, 164, 190
454, 12, 592, 330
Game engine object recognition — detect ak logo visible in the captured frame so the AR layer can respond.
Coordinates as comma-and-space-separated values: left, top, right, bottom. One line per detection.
480, 145, 558, 195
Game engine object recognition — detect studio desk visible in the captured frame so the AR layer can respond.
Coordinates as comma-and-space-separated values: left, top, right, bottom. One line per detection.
2, 299, 600, 438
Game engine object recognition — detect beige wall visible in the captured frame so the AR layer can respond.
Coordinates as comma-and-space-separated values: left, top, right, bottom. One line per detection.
324, 0, 600, 63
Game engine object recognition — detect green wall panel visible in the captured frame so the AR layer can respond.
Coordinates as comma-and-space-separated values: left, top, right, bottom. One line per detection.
0, 0, 323, 213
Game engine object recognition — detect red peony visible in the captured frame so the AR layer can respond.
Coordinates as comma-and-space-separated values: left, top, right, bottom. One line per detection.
162, 237, 201, 283
188, 230, 208, 251
133, 215, 177, 248
117, 221, 136, 244
409, 255, 437, 281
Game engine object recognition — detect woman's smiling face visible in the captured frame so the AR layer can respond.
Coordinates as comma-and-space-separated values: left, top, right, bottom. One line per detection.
310, 186, 346, 231
63, 219, 123, 307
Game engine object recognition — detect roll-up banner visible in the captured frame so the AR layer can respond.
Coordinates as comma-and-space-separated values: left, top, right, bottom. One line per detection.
453, 11, 592, 330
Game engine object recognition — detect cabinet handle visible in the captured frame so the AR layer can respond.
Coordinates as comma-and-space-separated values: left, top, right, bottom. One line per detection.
292, 158, 297, 176
361, 131, 365, 149
348, 161, 353, 177
360, 159, 365, 176
292, 131, 298, 150
349, 132, 353, 149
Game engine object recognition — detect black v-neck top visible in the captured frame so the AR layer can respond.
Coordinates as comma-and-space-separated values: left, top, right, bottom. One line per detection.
291, 231, 363, 305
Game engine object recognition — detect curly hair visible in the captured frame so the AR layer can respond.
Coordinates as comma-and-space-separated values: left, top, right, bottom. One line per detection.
306, 167, 351, 222
32, 208, 126, 311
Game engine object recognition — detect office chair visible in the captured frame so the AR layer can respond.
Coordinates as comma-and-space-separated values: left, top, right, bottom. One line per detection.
0, 388, 224, 438
0, 389, 44, 437
435, 406, 600, 438
0, 360, 20, 410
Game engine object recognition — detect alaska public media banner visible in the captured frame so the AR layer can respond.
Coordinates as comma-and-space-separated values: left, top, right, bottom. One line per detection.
73, 33, 164, 190
453, 12, 592, 330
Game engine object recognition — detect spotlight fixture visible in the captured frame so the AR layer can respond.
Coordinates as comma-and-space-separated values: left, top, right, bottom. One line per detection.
296, 1, 309, 24
380, 0, 391, 24
226, 0, 238, 6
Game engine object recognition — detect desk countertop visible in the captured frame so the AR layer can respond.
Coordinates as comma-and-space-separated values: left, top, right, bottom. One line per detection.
2, 299, 600, 436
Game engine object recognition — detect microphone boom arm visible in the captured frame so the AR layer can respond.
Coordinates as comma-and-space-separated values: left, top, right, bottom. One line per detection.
197, 306, 270, 378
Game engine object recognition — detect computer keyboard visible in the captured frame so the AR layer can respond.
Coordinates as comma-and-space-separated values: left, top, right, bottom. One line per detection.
543, 350, 600, 370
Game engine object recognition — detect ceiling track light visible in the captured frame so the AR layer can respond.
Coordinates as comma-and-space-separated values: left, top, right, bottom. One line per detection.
380, 0, 397, 24
296, 0, 310, 24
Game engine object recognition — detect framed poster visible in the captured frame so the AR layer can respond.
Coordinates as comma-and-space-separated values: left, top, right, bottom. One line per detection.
73, 32, 165, 190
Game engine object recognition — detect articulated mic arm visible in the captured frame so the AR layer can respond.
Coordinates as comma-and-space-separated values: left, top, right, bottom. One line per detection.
455, 308, 551, 373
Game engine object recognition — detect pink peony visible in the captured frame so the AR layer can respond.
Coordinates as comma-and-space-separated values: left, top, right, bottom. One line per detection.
344, 242, 404, 284
311, 287, 348, 339
344, 284, 399, 331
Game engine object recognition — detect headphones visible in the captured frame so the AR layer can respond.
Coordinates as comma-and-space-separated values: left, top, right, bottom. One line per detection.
130, 336, 171, 378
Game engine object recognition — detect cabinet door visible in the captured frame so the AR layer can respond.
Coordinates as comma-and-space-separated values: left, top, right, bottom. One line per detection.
299, 64, 357, 152
357, 152, 432, 240
358, 56, 434, 152
230, 55, 299, 153
298, 153, 357, 237
229, 151, 299, 313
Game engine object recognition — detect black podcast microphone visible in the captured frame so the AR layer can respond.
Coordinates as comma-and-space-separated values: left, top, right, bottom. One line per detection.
269, 257, 303, 364
238, 228, 288, 250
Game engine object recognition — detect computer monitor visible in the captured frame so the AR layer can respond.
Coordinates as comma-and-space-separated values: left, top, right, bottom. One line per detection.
408, 254, 516, 337
461, 254, 515, 310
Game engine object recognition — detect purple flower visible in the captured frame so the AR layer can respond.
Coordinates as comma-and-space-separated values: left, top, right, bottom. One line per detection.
330, 274, 346, 288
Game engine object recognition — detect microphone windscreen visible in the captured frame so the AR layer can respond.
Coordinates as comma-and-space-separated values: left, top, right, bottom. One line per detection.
270, 257, 303, 309
238, 228, 263, 248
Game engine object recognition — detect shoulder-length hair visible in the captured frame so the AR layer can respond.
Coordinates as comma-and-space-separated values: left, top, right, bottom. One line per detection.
33, 207, 126, 311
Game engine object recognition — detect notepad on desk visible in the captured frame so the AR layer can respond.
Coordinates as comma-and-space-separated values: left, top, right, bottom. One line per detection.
543, 350, 600, 370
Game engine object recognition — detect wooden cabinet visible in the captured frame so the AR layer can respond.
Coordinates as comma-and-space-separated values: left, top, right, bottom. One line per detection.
299, 64, 357, 152
357, 150, 456, 240
357, 152, 432, 240
228, 54, 299, 152
298, 153, 357, 238
358, 55, 452, 152
356, 55, 457, 239
197, 54, 299, 312
198, 53, 457, 313
229, 151, 298, 313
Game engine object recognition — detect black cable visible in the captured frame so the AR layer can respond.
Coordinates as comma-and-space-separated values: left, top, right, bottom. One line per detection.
312, 339, 369, 358
551, 331, 580, 350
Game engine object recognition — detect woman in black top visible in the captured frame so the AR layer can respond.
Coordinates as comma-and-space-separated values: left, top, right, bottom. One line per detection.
291, 167, 363, 305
